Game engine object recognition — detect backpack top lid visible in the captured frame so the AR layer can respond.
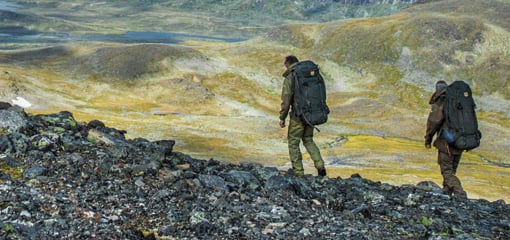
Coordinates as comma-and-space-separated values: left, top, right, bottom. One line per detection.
292, 60, 319, 78
446, 81, 472, 98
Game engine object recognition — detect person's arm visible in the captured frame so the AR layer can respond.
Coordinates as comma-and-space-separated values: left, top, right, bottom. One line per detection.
279, 76, 292, 125
425, 99, 444, 147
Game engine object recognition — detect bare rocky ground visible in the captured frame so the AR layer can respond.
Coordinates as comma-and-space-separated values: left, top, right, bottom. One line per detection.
1, 104, 509, 239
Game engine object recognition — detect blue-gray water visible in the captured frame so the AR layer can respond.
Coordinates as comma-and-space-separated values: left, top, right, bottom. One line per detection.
0, 1, 20, 11
0, 28, 246, 49
0, 1, 245, 49
82, 31, 246, 44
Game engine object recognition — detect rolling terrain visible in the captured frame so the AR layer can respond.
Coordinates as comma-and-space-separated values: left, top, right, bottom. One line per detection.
1, 0, 509, 201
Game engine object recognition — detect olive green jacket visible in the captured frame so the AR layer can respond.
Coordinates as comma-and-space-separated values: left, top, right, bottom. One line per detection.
279, 63, 298, 121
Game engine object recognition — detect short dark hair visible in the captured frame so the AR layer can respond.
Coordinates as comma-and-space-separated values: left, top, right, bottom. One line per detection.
435, 80, 448, 91
284, 55, 299, 66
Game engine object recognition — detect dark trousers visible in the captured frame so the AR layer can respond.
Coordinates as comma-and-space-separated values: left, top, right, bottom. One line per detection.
438, 151, 466, 197
287, 118, 324, 176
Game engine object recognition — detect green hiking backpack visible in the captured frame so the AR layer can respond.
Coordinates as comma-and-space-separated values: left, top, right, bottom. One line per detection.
290, 60, 330, 128
443, 80, 482, 151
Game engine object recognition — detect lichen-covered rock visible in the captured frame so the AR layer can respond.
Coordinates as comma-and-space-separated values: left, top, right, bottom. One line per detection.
0, 108, 27, 133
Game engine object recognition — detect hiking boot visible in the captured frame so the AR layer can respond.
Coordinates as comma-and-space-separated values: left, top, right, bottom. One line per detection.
453, 190, 468, 200
318, 168, 327, 177
442, 186, 453, 196
286, 169, 304, 177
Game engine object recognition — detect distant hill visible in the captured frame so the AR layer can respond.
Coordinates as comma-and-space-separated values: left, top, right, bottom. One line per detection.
263, 0, 510, 100
1, 0, 416, 41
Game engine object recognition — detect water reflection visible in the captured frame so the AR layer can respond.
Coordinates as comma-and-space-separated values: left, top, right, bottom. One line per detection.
0, 1, 245, 49
0, 29, 246, 49
81, 31, 246, 44
0, 1, 21, 11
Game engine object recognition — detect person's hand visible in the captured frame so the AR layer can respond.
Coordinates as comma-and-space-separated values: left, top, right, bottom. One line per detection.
279, 119, 286, 128
425, 143, 431, 149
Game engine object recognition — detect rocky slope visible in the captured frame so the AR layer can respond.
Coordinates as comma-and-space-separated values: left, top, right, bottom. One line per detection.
1, 105, 509, 239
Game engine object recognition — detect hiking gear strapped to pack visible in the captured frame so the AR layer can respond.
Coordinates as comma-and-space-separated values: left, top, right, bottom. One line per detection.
443, 81, 481, 151
291, 60, 329, 129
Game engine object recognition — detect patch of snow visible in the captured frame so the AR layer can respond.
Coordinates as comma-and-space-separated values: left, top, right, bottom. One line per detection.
11, 96, 32, 108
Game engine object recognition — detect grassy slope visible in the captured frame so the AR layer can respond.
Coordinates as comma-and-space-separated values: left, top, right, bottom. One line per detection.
1, 0, 509, 201
262, 1, 510, 159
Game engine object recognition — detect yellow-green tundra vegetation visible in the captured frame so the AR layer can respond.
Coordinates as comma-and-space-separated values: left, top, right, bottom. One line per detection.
1, 0, 509, 202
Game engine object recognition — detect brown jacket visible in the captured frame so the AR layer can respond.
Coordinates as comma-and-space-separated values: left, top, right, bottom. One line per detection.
425, 88, 462, 155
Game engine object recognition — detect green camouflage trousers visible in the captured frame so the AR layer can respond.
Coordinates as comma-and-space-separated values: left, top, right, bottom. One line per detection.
438, 151, 467, 198
287, 117, 324, 176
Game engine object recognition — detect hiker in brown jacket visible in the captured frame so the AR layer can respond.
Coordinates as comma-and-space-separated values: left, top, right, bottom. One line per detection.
425, 80, 467, 199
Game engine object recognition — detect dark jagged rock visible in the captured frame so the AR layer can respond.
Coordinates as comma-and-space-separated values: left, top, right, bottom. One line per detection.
0, 105, 508, 239
0, 102, 12, 110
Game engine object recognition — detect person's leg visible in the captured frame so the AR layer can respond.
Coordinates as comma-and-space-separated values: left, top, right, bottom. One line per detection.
451, 154, 466, 198
302, 125, 326, 176
288, 118, 304, 176
452, 153, 462, 174
438, 151, 466, 198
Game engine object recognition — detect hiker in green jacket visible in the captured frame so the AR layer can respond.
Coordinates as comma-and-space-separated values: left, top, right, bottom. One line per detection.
425, 80, 467, 199
279, 55, 326, 177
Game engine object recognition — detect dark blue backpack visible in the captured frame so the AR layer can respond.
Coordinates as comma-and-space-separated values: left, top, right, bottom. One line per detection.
291, 60, 330, 128
443, 81, 482, 151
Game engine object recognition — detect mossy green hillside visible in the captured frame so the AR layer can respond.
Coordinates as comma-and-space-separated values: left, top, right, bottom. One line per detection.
315, 13, 487, 80
64, 44, 205, 82
322, 135, 510, 201
203, 71, 280, 114
409, 0, 510, 31
266, 8, 508, 100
